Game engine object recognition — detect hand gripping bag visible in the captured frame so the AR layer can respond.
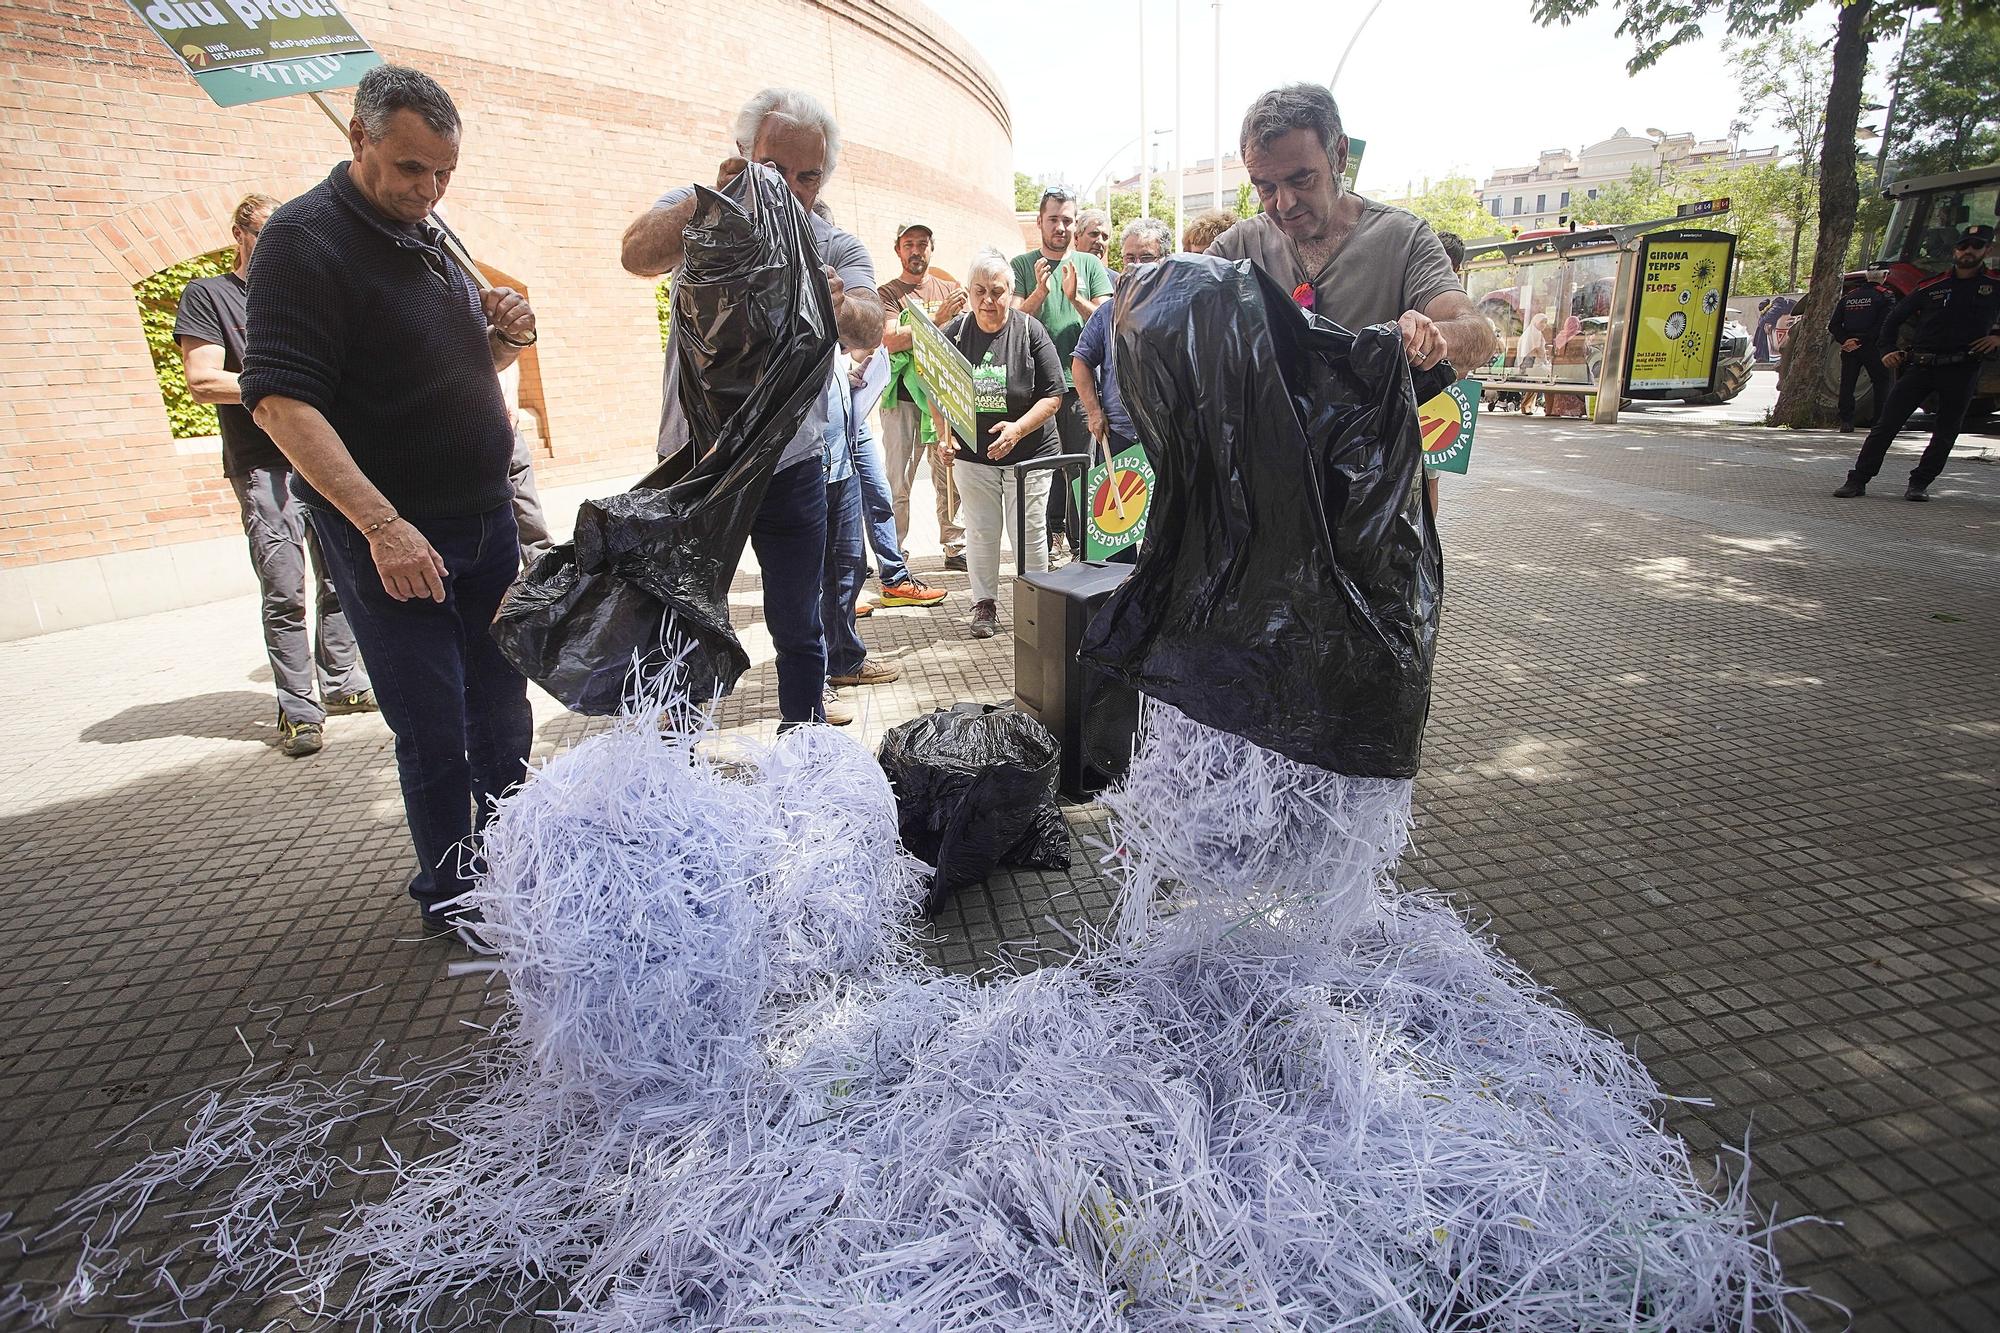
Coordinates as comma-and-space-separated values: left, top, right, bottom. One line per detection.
1076, 254, 1445, 778
493, 163, 836, 712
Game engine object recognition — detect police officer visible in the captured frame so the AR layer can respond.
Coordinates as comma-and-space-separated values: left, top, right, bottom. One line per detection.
1835, 224, 2000, 501
1828, 268, 1896, 432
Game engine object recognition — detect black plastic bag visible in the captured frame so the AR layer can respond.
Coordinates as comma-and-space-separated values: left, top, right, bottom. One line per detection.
878, 704, 1072, 905
1076, 254, 1444, 779
493, 164, 836, 713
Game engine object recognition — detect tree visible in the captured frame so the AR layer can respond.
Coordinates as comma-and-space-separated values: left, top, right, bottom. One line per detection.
1886, 17, 2000, 173
1014, 172, 1043, 212
1396, 174, 1494, 239
1234, 181, 1256, 217
133, 248, 233, 439
1729, 28, 1832, 288
1531, 0, 2000, 429
1567, 165, 1680, 226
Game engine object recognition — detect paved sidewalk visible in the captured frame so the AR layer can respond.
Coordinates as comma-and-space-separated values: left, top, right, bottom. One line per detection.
2, 414, 1996, 1329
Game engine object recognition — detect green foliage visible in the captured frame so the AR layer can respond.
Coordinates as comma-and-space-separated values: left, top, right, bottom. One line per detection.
1728, 25, 1832, 287
1565, 159, 1822, 291
656, 276, 673, 350
1394, 174, 1494, 239
133, 249, 233, 440
1015, 172, 1043, 212
1234, 181, 1256, 217
1885, 17, 2000, 174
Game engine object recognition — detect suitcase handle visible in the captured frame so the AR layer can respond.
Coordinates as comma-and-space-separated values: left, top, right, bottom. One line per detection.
1012, 453, 1092, 576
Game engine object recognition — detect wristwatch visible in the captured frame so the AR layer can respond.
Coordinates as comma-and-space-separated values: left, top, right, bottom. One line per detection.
492, 325, 538, 348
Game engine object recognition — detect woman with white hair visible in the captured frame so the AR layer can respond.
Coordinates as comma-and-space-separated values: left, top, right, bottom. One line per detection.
928, 248, 1066, 639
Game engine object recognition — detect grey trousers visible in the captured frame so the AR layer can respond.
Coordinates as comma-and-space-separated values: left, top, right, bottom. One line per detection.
509, 429, 552, 561
230, 466, 369, 724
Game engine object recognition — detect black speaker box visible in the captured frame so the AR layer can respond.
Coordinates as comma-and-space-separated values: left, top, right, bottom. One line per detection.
1012, 560, 1141, 799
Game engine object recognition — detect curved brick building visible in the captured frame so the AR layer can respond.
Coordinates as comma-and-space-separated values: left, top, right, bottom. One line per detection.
0, 0, 1017, 638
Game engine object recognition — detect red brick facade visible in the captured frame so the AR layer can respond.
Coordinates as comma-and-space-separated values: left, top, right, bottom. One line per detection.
0, 0, 1016, 604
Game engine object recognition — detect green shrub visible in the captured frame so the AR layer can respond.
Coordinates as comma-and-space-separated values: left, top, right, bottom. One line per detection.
134, 249, 234, 439
656, 276, 672, 349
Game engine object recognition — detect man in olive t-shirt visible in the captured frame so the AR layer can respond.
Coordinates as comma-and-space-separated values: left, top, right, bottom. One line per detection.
1011, 188, 1116, 558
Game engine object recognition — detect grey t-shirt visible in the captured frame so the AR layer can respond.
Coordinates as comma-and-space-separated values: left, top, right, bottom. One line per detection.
1208, 198, 1461, 332
653, 184, 876, 470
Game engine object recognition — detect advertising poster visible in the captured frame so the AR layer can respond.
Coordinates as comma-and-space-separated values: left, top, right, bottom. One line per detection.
1625, 229, 1737, 393
901, 295, 977, 448
1417, 377, 1481, 475
122, 0, 380, 107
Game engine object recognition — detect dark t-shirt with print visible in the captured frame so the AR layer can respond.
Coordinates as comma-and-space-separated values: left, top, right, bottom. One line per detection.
942, 310, 1065, 466
172, 273, 286, 477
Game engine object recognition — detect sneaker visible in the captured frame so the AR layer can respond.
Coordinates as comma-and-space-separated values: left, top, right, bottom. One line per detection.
880, 576, 948, 608
325, 689, 379, 715
278, 717, 324, 758
854, 598, 875, 618
942, 552, 967, 572
1832, 477, 1866, 498
1838, 422, 1855, 433
969, 600, 999, 640
1048, 533, 1072, 567
1905, 483, 1929, 502
821, 686, 855, 726
830, 660, 901, 688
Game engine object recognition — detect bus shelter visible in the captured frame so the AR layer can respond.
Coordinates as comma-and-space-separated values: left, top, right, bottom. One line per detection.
1461, 222, 1737, 425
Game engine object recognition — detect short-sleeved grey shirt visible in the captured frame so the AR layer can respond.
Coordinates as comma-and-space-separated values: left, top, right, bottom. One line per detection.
1207, 198, 1461, 332
652, 185, 875, 471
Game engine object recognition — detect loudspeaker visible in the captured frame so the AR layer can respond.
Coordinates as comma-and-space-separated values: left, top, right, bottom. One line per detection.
1013, 559, 1141, 799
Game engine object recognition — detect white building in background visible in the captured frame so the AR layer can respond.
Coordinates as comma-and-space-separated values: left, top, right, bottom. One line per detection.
1479, 129, 1781, 232
1108, 153, 1251, 216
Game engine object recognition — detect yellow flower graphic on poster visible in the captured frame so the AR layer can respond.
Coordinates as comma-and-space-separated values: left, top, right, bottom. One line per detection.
1625, 230, 1736, 392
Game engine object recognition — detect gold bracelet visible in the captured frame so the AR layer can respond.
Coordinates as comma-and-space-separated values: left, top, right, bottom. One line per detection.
362, 513, 399, 538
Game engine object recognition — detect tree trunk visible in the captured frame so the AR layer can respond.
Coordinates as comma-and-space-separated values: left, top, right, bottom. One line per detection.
1771, 0, 1871, 429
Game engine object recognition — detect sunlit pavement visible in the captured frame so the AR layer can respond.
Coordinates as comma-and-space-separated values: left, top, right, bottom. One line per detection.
2, 406, 1995, 1329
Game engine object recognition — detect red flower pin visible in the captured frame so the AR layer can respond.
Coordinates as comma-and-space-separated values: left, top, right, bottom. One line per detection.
1292, 282, 1315, 311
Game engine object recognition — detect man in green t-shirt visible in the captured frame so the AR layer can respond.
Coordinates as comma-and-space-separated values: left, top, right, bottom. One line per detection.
1011, 187, 1116, 562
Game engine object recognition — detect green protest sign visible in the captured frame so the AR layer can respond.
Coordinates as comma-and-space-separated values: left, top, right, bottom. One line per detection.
901, 294, 976, 448
1417, 376, 1480, 475
1080, 443, 1154, 560
122, 0, 381, 107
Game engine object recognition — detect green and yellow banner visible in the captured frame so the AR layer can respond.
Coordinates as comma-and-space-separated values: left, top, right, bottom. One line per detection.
122, 0, 380, 107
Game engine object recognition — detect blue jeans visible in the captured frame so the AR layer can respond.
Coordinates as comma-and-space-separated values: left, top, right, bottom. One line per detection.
307, 499, 534, 915
823, 471, 868, 679
850, 421, 910, 586
751, 458, 829, 725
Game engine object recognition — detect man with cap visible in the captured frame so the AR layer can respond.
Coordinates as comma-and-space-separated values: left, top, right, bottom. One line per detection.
1835, 224, 2000, 501
1827, 268, 1897, 433
878, 220, 969, 569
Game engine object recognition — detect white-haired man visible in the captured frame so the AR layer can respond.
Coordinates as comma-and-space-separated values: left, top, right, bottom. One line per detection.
621, 89, 887, 728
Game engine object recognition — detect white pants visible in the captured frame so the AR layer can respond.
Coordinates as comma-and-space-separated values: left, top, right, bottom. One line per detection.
953, 461, 1050, 605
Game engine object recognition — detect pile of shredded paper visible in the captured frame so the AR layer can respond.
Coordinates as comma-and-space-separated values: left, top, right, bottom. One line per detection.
6, 684, 1816, 1331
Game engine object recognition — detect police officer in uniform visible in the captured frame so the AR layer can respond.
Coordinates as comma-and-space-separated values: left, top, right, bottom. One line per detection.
1835, 224, 2000, 501
1828, 268, 1896, 432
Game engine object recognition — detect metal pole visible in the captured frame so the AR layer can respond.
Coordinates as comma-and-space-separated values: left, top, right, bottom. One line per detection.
1330, 0, 1386, 93
1139, 0, 1150, 221
1212, 0, 1223, 217
1173, 0, 1183, 243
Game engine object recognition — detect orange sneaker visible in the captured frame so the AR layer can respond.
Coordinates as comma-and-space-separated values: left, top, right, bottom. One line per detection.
879, 576, 947, 608
854, 598, 875, 618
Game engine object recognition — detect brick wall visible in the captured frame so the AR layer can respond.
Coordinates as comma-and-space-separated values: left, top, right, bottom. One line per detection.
0, 0, 1018, 570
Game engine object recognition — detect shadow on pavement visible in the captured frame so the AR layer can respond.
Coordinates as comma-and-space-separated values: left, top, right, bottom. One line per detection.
80, 691, 276, 745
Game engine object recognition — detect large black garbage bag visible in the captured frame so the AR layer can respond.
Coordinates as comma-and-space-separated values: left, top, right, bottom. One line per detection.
1076, 254, 1444, 779
878, 704, 1072, 906
493, 163, 836, 713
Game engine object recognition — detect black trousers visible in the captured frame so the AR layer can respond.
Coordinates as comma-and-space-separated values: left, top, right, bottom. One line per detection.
1849, 360, 1981, 488
1836, 344, 1889, 427
1048, 389, 1088, 549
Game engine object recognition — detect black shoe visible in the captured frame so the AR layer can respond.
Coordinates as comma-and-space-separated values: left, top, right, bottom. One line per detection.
1905, 483, 1929, 502
421, 903, 486, 938
1832, 477, 1866, 499
278, 717, 324, 757
325, 689, 379, 715
943, 553, 967, 572
1838, 422, 1855, 433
